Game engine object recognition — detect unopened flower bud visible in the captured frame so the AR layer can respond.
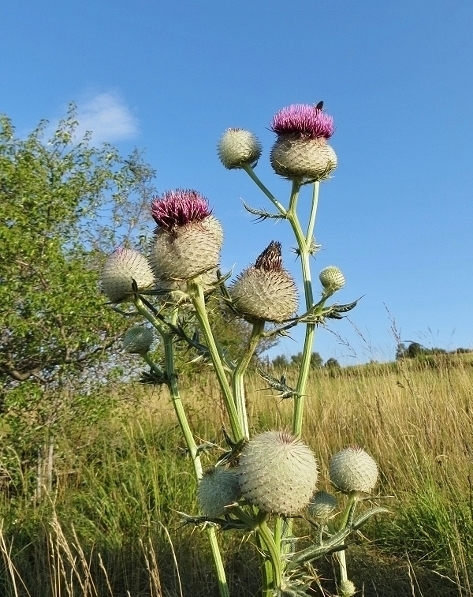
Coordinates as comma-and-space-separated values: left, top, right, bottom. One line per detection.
329, 446, 378, 494
101, 248, 155, 303
149, 189, 223, 283
238, 430, 318, 516
308, 490, 338, 519
319, 266, 345, 292
270, 103, 337, 182
339, 580, 357, 597
229, 241, 298, 323
218, 128, 262, 169
123, 326, 154, 355
198, 468, 241, 518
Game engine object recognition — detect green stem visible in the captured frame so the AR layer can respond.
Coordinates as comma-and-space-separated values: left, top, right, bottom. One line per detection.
339, 492, 358, 530
334, 492, 359, 596
207, 527, 231, 597
163, 306, 230, 597
242, 164, 287, 216
305, 181, 320, 243
232, 320, 265, 439
133, 296, 169, 337
336, 549, 349, 585
162, 311, 203, 478
255, 531, 274, 597
187, 281, 243, 442
257, 515, 283, 592
142, 353, 165, 379
285, 181, 319, 437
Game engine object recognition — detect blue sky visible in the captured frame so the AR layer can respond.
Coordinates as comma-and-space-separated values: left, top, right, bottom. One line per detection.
2, 0, 472, 364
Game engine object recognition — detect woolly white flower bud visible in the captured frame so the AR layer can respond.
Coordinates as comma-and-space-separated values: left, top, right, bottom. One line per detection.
339, 580, 356, 597
218, 128, 262, 169
229, 242, 298, 323
270, 136, 337, 181
101, 248, 155, 303
319, 266, 345, 292
329, 446, 378, 494
123, 326, 154, 355
308, 491, 338, 519
198, 468, 241, 518
238, 431, 318, 516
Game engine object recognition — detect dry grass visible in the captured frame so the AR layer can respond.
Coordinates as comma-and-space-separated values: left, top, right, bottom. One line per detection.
0, 357, 471, 596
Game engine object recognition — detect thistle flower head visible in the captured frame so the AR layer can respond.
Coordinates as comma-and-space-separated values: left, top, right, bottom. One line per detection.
229, 242, 298, 323
149, 189, 223, 282
151, 189, 212, 231
198, 467, 241, 518
329, 446, 379, 494
319, 266, 346, 292
270, 103, 334, 140
308, 490, 338, 519
238, 430, 318, 516
100, 247, 155, 303
218, 128, 262, 169
254, 240, 284, 271
122, 326, 154, 355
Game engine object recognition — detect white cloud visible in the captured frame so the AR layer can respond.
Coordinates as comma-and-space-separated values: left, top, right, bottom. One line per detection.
73, 91, 139, 143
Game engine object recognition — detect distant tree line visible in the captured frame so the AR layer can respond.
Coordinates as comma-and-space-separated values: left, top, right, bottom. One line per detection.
268, 342, 473, 371
395, 342, 473, 360
270, 352, 340, 369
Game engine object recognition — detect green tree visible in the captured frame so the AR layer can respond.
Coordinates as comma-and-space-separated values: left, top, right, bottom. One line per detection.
395, 342, 408, 360
271, 354, 289, 368
290, 351, 323, 368
325, 357, 340, 369
0, 108, 156, 397
406, 342, 424, 358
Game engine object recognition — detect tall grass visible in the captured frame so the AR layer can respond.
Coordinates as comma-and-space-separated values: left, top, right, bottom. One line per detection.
0, 356, 471, 596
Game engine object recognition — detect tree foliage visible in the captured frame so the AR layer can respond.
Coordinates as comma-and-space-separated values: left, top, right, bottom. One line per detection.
0, 107, 156, 397
396, 341, 451, 361
271, 352, 323, 369
291, 351, 323, 368
0, 107, 280, 402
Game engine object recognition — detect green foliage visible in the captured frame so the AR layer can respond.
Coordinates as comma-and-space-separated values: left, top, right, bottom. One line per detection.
376, 485, 473, 575
291, 351, 323, 368
396, 341, 465, 362
139, 295, 280, 379
324, 357, 340, 368
0, 108, 156, 396
271, 354, 289, 368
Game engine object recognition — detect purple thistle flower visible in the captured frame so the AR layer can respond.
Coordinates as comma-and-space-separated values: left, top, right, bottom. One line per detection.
270, 104, 334, 139
151, 189, 212, 231
254, 241, 283, 272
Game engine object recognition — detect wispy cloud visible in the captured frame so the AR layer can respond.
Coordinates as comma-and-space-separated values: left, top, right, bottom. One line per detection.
72, 91, 139, 144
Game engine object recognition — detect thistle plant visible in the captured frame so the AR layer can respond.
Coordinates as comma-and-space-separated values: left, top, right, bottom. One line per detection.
100, 102, 388, 597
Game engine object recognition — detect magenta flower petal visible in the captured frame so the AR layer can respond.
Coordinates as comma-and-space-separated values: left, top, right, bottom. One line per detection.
151, 189, 212, 230
270, 104, 334, 139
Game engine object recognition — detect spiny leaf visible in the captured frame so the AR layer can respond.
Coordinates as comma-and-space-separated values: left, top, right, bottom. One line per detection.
242, 200, 285, 221
257, 368, 302, 400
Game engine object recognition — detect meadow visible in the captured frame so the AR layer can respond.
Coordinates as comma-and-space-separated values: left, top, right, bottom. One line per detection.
0, 355, 471, 597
